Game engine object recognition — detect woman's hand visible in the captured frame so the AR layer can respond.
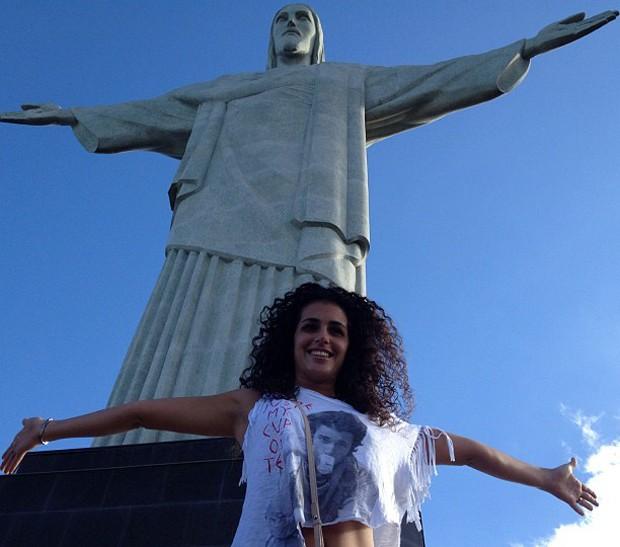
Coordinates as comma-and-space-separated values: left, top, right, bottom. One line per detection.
1, 417, 46, 475
542, 457, 598, 515
0, 103, 76, 126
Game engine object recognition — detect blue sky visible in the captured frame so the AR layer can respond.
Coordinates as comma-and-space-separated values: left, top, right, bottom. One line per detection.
1, 1, 619, 546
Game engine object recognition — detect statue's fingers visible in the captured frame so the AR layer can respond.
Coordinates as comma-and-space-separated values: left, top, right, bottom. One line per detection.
0, 111, 54, 124
0, 112, 27, 121
558, 12, 586, 25
22, 103, 59, 110
588, 9, 620, 20
575, 17, 616, 38
579, 10, 618, 29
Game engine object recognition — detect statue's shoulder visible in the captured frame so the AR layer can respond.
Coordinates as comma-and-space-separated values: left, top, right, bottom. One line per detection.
318, 61, 368, 74
163, 65, 372, 105
322, 61, 366, 69
167, 71, 265, 102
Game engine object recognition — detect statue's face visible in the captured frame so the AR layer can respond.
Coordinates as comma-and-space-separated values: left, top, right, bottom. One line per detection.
272, 4, 317, 64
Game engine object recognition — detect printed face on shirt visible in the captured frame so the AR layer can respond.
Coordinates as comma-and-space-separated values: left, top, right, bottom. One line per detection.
272, 4, 317, 61
312, 424, 354, 475
293, 301, 349, 395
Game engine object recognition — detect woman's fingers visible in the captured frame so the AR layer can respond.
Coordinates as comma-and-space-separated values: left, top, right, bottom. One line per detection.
570, 502, 585, 516
3, 450, 24, 475
580, 492, 599, 506
1, 443, 18, 474
566, 458, 598, 514
577, 497, 595, 511
1, 440, 18, 469
1, 451, 13, 474
3, 454, 14, 474
1, 419, 45, 474
582, 484, 597, 498
575, 484, 598, 510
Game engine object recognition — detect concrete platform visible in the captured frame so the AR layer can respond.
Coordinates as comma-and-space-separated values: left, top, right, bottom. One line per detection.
0, 438, 425, 546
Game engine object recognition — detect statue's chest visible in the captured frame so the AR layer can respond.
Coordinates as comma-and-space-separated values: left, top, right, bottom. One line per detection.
226, 82, 315, 144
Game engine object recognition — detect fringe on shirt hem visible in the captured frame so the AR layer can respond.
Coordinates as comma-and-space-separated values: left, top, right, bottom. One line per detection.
405, 426, 455, 531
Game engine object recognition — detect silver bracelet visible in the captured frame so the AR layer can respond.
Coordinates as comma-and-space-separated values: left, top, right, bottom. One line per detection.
39, 418, 54, 445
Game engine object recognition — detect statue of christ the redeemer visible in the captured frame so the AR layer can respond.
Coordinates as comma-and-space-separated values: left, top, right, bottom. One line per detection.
1, 5, 616, 445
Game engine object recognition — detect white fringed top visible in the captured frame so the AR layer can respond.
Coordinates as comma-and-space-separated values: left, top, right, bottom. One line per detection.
233, 387, 454, 546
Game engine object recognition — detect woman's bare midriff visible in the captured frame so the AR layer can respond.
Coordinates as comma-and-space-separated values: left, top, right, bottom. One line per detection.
302, 520, 374, 547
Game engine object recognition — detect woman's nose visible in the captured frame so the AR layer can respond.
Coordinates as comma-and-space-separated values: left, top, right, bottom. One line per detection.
314, 331, 328, 344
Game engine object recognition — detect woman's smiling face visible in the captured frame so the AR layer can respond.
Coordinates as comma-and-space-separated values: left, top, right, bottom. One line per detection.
293, 300, 349, 396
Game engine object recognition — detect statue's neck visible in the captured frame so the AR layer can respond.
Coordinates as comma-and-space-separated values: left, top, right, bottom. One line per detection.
275, 52, 312, 67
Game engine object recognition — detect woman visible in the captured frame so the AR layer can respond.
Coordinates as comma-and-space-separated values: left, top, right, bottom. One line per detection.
1, 283, 598, 547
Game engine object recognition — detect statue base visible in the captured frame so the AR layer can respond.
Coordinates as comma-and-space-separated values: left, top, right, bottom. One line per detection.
0, 438, 426, 546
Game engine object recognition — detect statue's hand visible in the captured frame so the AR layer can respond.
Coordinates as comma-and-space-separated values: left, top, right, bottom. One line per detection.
523, 10, 618, 59
0, 103, 76, 126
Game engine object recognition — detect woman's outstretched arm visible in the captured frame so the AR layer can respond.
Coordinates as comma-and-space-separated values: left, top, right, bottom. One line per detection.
1, 388, 260, 475
434, 431, 598, 516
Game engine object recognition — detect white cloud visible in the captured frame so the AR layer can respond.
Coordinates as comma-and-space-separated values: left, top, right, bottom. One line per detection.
520, 406, 620, 547
532, 440, 620, 547
559, 403, 602, 449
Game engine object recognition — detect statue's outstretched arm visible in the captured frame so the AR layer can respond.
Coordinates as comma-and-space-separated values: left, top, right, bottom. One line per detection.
522, 10, 618, 59
0, 103, 76, 126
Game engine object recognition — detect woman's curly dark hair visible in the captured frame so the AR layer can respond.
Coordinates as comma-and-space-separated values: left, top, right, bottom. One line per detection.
239, 283, 413, 425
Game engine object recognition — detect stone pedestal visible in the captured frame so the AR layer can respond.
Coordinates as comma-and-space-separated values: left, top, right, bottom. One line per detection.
0, 439, 425, 546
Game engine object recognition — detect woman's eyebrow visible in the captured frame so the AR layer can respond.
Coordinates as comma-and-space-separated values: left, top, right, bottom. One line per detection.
299, 317, 319, 324
299, 317, 346, 328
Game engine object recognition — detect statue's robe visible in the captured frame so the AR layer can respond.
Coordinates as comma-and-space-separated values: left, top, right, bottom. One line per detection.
71, 42, 529, 445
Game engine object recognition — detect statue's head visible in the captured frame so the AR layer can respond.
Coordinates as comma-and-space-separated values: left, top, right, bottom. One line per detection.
267, 3, 325, 69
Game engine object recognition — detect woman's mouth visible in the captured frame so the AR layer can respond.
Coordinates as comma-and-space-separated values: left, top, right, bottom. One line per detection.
308, 349, 332, 358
